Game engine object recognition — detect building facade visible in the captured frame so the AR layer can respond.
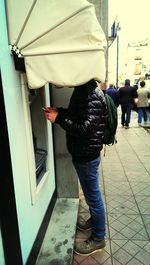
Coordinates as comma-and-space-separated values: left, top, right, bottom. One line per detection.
0, 0, 108, 264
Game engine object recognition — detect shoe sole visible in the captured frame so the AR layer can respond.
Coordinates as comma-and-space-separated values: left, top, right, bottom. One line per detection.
74, 247, 105, 256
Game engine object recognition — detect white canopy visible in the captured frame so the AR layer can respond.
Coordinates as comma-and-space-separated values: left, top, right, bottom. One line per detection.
6, 0, 107, 89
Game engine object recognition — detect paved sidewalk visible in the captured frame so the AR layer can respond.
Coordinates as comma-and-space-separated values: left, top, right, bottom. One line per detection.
72, 111, 150, 265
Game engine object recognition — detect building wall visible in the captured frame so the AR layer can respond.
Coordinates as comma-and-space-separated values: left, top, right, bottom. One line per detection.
0, 230, 5, 265
88, 0, 108, 38
88, 0, 101, 20
88, 0, 109, 77
0, 1, 109, 263
0, 0, 55, 263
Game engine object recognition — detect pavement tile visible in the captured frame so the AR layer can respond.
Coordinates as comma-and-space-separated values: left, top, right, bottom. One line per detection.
143, 241, 150, 253
100, 258, 112, 265
117, 158, 139, 165
112, 247, 132, 264
92, 250, 110, 262
101, 164, 123, 171
76, 256, 101, 265
104, 181, 133, 196
135, 246, 150, 265
112, 259, 123, 265
73, 253, 87, 264
138, 155, 150, 164
108, 213, 149, 240
130, 182, 150, 196
142, 163, 150, 173
127, 259, 144, 265
106, 195, 139, 215
110, 239, 127, 253
72, 259, 79, 265
125, 170, 150, 182
101, 159, 120, 167
141, 214, 150, 237
122, 164, 143, 171
102, 174, 127, 182
101, 168, 127, 182
108, 213, 133, 226
122, 240, 147, 254
134, 196, 150, 214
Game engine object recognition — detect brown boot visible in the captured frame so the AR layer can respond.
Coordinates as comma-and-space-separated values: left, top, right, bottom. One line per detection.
74, 236, 106, 256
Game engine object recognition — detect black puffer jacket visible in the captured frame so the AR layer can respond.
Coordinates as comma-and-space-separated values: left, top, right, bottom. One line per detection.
117, 85, 138, 105
55, 80, 107, 162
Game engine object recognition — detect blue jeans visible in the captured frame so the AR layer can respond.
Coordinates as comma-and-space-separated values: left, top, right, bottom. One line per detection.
138, 107, 147, 123
73, 156, 106, 238
121, 104, 133, 126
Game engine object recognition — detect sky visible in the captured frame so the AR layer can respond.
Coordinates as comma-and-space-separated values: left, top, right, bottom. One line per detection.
109, 0, 150, 42
108, 0, 150, 84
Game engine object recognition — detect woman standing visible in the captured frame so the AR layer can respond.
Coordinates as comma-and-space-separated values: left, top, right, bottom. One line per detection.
137, 81, 150, 126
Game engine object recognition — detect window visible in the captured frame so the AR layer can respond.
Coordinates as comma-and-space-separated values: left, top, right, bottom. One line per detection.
29, 88, 48, 185
21, 74, 50, 203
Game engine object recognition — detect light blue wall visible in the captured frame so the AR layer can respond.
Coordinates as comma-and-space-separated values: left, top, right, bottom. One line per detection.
0, 230, 5, 265
0, 1, 55, 263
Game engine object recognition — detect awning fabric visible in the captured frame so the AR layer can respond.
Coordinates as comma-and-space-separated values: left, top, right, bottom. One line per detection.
6, 0, 107, 89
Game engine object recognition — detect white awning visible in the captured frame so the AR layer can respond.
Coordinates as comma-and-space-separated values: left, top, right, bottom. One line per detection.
6, 0, 107, 89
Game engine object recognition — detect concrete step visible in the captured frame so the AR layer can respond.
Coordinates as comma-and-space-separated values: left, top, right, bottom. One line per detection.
36, 198, 79, 265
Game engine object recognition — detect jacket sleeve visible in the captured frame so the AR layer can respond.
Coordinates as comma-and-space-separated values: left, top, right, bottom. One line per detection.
116, 90, 120, 103
55, 100, 106, 138
132, 87, 138, 98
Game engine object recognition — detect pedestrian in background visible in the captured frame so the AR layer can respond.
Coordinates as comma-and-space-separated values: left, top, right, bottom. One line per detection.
44, 79, 107, 256
117, 79, 138, 129
106, 83, 119, 107
132, 83, 139, 112
137, 80, 150, 126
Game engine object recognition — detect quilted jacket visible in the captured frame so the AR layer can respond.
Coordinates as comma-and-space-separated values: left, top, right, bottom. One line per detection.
55, 80, 107, 162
